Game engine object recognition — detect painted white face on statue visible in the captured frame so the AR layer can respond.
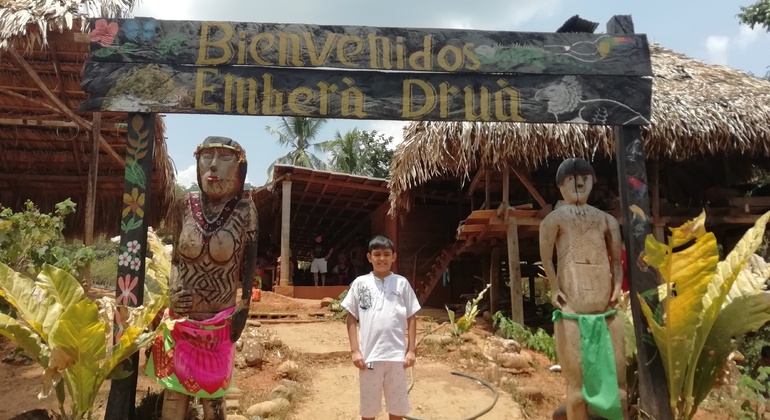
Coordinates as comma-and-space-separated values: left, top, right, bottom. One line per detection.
558, 173, 593, 205
198, 147, 241, 200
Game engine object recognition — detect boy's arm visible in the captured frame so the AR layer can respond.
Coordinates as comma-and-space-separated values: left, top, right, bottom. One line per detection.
404, 315, 417, 367
347, 313, 365, 370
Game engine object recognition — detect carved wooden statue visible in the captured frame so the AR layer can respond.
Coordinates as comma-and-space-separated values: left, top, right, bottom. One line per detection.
147, 136, 258, 420
539, 158, 627, 420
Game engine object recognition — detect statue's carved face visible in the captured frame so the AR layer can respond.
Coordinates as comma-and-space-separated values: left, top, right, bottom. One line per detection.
198, 147, 241, 200
558, 173, 593, 205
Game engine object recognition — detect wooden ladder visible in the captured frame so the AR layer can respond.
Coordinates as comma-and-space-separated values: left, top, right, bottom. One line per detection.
416, 235, 477, 303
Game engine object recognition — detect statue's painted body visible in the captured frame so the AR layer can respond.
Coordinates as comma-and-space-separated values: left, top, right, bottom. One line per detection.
539, 158, 627, 420
148, 137, 258, 420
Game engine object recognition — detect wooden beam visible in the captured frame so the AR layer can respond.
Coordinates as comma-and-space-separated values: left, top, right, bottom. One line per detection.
650, 161, 664, 241
0, 118, 124, 129
290, 172, 388, 193
280, 179, 292, 286
511, 166, 548, 209
490, 247, 500, 314
7, 47, 124, 167
466, 168, 486, 197
485, 170, 491, 209
502, 168, 510, 205
83, 112, 100, 248
0, 88, 62, 114
506, 215, 523, 324
608, 15, 671, 420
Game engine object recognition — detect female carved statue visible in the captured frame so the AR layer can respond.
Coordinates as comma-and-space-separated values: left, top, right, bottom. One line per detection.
147, 136, 258, 420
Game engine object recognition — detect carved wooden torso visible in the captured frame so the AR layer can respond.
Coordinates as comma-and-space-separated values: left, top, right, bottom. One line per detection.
170, 193, 257, 319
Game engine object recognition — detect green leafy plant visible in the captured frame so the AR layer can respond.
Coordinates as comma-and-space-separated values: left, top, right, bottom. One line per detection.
639, 211, 770, 419
0, 231, 169, 419
724, 366, 770, 420
491, 311, 558, 362
327, 290, 349, 321
0, 199, 94, 280
446, 284, 490, 336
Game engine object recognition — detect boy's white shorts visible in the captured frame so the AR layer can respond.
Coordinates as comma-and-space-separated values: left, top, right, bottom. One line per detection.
359, 361, 410, 417
310, 258, 327, 273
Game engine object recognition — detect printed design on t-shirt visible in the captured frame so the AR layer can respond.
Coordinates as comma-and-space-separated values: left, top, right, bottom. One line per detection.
357, 282, 373, 311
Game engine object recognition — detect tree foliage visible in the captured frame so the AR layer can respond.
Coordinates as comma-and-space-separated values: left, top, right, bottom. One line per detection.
319, 129, 394, 178
266, 117, 328, 179
739, 0, 770, 31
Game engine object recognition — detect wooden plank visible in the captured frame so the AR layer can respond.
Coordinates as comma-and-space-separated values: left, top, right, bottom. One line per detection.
465, 210, 500, 224
460, 224, 508, 235
105, 113, 155, 420
490, 247, 500, 314
84, 112, 101, 247
79, 62, 652, 125
291, 172, 388, 193
608, 15, 672, 420
466, 168, 486, 197
511, 166, 548, 209
507, 217, 523, 324
280, 180, 292, 286
728, 196, 770, 207
502, 168, 510, 205
88, 18, 653, 76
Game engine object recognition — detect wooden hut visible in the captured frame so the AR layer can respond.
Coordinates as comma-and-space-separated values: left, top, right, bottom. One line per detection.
0, 1, 175, 241
389, 44, 770, 322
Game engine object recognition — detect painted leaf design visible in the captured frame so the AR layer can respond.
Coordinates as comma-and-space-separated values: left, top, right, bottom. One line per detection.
0, 262, 62, 341
131, 114, 145, 132
136, 149, 148, 159
639, 211, 719, 415
127, 136, 140, 149
48, 299, 107, 419
124, 161, 147, 189
36, 264, 85, 311
0, 313, 50, 368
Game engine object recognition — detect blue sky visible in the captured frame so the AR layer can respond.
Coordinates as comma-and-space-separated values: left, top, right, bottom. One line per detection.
132, 0, 770, 187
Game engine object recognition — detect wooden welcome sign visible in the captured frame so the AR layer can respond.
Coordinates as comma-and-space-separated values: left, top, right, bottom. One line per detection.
80, 18, 653, 125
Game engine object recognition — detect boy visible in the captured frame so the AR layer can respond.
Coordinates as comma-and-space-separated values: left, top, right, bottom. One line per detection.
341, 235, 421, 420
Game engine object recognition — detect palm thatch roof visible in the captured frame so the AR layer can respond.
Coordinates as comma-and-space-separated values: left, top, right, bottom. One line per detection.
390, 44, 770, 215
0, 0, 176, 238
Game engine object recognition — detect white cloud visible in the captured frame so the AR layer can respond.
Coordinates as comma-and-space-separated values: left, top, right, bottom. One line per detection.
366, 120, 407, 150
176, 164, 197, 187
133, 1, 194, 20
737, 24, 766, 50
705, 35, 729, 65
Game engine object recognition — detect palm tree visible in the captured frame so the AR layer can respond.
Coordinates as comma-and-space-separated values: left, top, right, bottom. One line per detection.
266, 117, 328, 180
318, 129, 365, 175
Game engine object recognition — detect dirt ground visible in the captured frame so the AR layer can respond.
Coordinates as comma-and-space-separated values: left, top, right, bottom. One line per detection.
0, 293, 738, 420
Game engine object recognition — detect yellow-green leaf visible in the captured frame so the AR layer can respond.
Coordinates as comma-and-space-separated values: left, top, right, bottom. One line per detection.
0, 313, 50, 368
724, 254, 769, 308
0, 262, 62, 341
49, 299, 107, 419
36, 264, 85, 311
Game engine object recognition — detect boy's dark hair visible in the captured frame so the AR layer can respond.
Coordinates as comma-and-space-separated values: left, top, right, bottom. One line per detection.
555, 157, 596, 185
368, 235, 395, 253
762, 346, 770, 359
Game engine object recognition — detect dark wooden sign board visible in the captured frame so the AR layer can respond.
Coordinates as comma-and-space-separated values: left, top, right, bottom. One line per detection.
86, 15, 669, 420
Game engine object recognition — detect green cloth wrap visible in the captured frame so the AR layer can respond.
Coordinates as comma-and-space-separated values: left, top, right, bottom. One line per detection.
552, 309, 623, 420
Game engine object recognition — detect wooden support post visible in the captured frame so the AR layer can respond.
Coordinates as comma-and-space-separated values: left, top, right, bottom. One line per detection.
489, 247, 500, 315
280, 179, 292, 286
506, 216, 523, 323
82, 112, 101, 291
609, 13, 672, 420
105, 113, 155, 420
481, 254, 490, 291
485, 170, 491, 210
502, 167, 510, 205
651, 160, 665, 241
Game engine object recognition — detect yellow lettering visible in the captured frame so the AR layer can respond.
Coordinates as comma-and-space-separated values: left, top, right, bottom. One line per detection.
223, 74, 234, 113
402, 79, 435, 118
262, 73, 284, 115
408, 35, 433, 71
438, 82, 460, 118
494, 79, 523, 121
317, 82, 339, 116
249, 33, 275, 66
237, 32, 247, 64
463, 43, 481, 70
288, 87, 314, 115
237, 77, 258, 115
196, 22, 234, 65
194, 68, 219, 111
437, 45, 463, 71
464, 85, 491, 121
278, 32, 303, 66
341, 77, 366, 118
395, 36, 406, 69
303, 33, 336, 66
367, 34, 392, 70
336, 35, 364, 67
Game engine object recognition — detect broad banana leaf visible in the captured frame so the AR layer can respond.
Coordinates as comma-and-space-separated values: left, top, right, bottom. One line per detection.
692, 292, 770, 408
724, 254, 770, 308
36, 263, 85, 311
0, 313, 50, 367
48, 299, 107, 420
144, 229, 170, 307
639, 211, 720, 415
0, 262, 62, 341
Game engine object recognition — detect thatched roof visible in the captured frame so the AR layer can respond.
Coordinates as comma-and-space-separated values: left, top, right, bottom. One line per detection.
390, 44, 770, 215
0, 0, 176, 238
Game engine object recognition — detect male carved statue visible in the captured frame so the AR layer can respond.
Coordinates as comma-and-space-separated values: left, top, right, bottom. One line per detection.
147, 136, 258, 420
539, 158, 627, 420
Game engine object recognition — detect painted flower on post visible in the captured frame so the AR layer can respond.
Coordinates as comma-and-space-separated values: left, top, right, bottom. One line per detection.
117, 275, 139, 305
114, 308, 125, 341
123, 187, 145, 218
118, 252, 132, 267
90, 19, 119, 47
129, 257, 141, 271
127, 240, 141, 254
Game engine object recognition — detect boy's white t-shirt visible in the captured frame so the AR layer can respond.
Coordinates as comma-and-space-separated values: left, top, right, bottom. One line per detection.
341, 272, 421, 364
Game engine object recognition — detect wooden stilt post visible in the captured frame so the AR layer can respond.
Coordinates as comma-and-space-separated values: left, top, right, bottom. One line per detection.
507, 216, 523, 323
609, 14, 672, 420
82, 112, 101, 291
105, 113, 155, 420
490, 247, 500, 315
280, 178, 292, 286
651, 160, 665, 241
